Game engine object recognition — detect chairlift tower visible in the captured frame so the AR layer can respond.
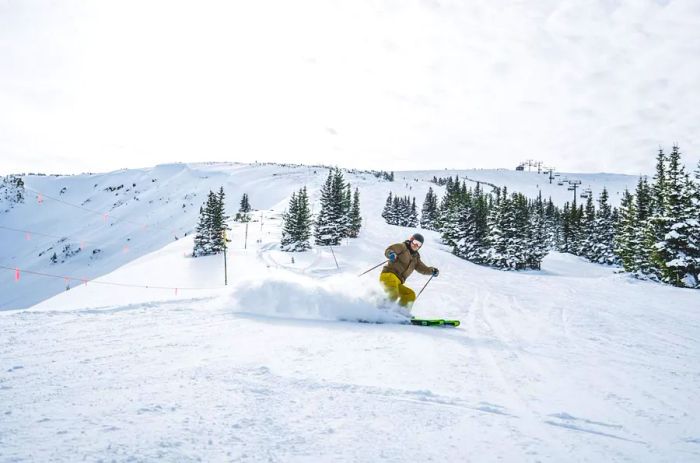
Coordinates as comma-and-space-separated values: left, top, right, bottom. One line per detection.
567, 180, 582, 203
545, 167, 556, 184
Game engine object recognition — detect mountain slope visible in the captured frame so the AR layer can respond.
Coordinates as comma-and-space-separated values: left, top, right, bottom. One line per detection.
1, 162, 638, 310
1, 168, 699, 461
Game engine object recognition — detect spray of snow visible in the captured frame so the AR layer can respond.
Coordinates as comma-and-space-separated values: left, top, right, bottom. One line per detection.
222, 270, 409, 323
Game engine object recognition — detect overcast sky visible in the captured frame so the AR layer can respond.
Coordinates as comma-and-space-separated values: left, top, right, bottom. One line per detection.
1, 0, 699, 176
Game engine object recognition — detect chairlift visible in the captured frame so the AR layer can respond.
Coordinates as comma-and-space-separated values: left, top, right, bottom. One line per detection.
557, 181, 564, 186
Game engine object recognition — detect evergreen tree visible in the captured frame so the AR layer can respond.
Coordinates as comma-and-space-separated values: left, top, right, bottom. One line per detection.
655, 146, 697, 286
192, 205, 209, 257
590, 188, 616, 264
527, 198, 549, 270
420, 187, 439, 230
408, 197, 419, 227
560, 202, 574, 253
643, 149, 669, 280
544, 198, 560, 249
210, 187, 230, 253
470, 183, 491, 260
240, 193, 251, 212
192, 188, 229, 256
281, 187, 312, 251
314, 168, 346, 245
391, 195, 401, 226
439, 182, 463, 249
633, 177, 654, 274
485, 188, 512, 268
340, 181, 352, 237
614, 189, 638, 271
236, 193, 251, 222
578, 195, 596, 259
348, 187, 362, 238
382, 192, 393, 223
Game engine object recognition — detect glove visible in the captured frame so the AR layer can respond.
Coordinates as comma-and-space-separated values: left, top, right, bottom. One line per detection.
388, 251, 397, 263
431, 268, 439, 277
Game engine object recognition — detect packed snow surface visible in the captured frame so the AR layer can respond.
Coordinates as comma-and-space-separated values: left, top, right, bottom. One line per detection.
1, 163, 699, 462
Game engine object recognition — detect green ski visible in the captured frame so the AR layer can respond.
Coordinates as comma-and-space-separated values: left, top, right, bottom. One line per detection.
409, 319, 460, 327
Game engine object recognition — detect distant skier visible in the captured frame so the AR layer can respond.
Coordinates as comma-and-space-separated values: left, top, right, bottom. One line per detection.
380, 233, 439, 309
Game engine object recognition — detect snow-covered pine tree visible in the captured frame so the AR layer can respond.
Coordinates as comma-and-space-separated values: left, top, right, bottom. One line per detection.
643, 149, 669, 280
469, 183, 491, 262
681, 174, 700, 286
192, 205, 208, 257
454, 199, 474, 259
420, 187, 439, 230
633, 177, 654, 275
578, 195, 596, 260
526, 192, 549, 269
454, 186, 482, 261
390, 195, 401, 226
281, 191, 299, 251
240, 193, 251, 212
1, 176, 25, 205
314, 169, 345, 245
654, 146, 697, 286
508, 192, 530, 270
298, 187, 313, 248
544, 197, 561, 250
408, 197, 419, 227
688, 161, 700, 285
348, 187, 362, 238
315, 170, 337, 245
560, 202, 574, 253
485, 187, 513, 268
614, 189, 638, 271
401, 196, 412, 226
590, 188, 616, 264
439, 202, 460, 250
192, 190, 223, 256
209, 187, 230, 254
236, 193, 252, 222
340, 181, 352, 238
382, 192, 393, 224
438, 179, 464, 250
281, 187, 312, 251
570, 200, 584, 255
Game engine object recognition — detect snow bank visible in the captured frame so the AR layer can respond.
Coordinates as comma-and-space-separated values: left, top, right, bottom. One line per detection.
223, 271, 409, 323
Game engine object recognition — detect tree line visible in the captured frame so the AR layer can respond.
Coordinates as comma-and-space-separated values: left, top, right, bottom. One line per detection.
386, 146, 699, 287
281, 168, 362, 251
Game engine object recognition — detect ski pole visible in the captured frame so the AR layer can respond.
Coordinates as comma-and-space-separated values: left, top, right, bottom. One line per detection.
415, 275, 434, 300
358, 260, 388, 277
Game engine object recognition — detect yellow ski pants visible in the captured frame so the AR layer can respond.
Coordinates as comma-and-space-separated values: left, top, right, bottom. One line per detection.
379, 272, 416, 308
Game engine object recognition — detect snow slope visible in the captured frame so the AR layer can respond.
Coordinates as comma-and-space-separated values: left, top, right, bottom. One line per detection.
1, 163, 699, 462
1, 163, 638, 310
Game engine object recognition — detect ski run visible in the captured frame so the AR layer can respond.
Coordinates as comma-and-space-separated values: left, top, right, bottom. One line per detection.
1, 163, 699, 462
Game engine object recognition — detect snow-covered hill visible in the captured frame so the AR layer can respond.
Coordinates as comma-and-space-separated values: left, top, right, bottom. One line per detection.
1, 163, 638, 310
1, 162, 699, 462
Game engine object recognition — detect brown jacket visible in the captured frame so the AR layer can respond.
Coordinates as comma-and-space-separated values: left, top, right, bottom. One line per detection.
381, 241, 433, 284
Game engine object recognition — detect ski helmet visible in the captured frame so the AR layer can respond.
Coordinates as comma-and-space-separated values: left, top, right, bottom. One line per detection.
411, 233, 425, 244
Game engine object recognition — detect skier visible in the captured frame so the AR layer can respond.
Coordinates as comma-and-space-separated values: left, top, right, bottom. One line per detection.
380, 233, 439, 309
